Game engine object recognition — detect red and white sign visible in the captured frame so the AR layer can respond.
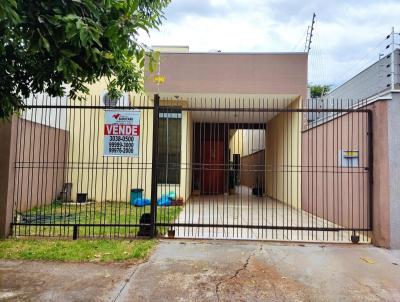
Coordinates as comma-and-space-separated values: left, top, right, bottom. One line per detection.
104, 110, 140, 157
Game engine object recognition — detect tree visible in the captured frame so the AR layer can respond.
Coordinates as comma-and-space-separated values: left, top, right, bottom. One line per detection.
309, 84, 331, 98
0, 0, 170, 118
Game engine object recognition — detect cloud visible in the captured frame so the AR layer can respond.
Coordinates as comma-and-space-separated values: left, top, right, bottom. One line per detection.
140, 0, 400, 87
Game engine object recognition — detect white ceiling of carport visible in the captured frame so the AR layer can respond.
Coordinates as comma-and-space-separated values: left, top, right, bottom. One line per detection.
153, 93, 300, 123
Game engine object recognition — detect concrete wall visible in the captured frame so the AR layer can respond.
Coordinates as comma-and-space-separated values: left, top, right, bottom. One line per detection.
0, 119, 14, 238
244, 130, 266, 156
387, 93, 400, 249
265, 98, 302, 208
240, 150, 265, 191
369, 101, 390, 247
229, 129, 266, 190
229, 130, 243, 160
12, 118, 69, 212
0, 117, 69, 237
300, 99, 398, 248
23, 94, 67, 129
230, 129, 265, 158
301, 111, 369, 229
145, 52, 308, 100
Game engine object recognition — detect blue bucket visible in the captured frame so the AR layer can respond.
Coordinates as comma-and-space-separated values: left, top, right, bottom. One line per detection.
130, 189, 143, 205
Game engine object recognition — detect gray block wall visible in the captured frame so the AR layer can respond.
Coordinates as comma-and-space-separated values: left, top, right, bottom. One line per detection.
327, 49, 400, 102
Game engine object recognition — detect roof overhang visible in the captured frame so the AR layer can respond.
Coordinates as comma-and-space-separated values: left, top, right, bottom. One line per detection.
148, 92, 300, 123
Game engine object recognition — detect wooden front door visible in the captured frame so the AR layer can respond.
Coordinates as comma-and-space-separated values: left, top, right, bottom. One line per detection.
201, 140, 225, 194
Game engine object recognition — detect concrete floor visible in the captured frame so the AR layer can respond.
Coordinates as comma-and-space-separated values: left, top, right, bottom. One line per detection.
1, 240, 399, 302
173, 187, 369, 243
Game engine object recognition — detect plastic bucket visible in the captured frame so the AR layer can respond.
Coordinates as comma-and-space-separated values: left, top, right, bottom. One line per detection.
130, 189, 143, 205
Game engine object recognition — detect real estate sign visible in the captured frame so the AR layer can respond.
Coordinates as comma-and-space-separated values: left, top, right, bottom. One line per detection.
104, 110, 140, 157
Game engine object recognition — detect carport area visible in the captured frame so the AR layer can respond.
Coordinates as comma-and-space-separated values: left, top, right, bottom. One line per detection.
158, 94, 371, 243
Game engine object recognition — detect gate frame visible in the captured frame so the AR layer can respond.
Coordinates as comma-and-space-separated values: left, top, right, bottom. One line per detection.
151, 96, 374, 241
2, 95, 373, 243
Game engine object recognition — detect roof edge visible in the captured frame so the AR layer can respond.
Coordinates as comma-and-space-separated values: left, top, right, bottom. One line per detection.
156, 51, 308, 55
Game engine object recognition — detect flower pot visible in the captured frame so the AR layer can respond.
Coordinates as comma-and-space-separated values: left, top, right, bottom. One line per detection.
252, 187, 263, 197
167, 229, 175, 238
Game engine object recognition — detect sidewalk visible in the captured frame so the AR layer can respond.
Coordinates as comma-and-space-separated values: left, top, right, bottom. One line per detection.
1, 240, 399, 301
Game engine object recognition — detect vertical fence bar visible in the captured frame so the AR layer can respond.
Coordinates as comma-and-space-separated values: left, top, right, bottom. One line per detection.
150, 94, 160, 237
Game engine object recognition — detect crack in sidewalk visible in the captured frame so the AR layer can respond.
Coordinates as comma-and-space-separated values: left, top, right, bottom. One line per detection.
215, 245, 263, 302
110, 260, 149, 302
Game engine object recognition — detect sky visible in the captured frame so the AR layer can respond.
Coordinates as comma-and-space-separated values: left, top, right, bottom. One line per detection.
139, 0, 400, 88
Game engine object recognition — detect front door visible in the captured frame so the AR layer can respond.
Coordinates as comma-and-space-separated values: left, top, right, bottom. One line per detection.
201, 140, 225, 194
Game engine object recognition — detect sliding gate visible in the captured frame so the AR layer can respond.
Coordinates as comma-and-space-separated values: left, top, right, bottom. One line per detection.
156, 97, 372, 243
11, 95, 372, 243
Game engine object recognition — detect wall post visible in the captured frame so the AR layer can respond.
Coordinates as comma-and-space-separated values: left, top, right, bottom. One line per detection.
150, 94, 160, 237
0, 117, 16, 238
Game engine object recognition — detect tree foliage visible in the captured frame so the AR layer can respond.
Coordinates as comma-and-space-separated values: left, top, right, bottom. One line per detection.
309, 84, 331, 98
0, 0, 170, 118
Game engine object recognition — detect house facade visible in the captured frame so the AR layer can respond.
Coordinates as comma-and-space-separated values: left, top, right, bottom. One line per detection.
1, 46, 399, 248
69, 48, 307, 206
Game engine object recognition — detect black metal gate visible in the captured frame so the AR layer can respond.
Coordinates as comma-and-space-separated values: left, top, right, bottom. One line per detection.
11, 94, 372, 243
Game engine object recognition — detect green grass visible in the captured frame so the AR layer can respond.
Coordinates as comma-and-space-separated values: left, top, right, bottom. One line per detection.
0, 238, 156, 262
14, 201, 182, 238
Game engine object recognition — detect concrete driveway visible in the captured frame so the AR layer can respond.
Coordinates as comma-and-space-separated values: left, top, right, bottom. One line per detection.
173, 187, 367, 243
1, 240, 400, 301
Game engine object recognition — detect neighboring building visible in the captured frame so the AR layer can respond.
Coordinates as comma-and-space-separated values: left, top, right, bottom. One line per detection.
308, 49, 400, 124
327, 49, 400, 101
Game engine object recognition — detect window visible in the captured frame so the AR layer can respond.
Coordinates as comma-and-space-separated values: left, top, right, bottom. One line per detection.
102, 92, 118, 107
101, 91, 129, 107
157, 109, 182, 184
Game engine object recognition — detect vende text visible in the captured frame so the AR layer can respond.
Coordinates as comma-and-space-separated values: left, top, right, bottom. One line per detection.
104, 124, 140, 136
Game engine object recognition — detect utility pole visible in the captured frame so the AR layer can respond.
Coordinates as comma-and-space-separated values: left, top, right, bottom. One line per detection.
304, 13, 316, 53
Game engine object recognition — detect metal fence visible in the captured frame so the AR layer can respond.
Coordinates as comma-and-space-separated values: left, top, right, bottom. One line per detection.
11, 95, 372, 243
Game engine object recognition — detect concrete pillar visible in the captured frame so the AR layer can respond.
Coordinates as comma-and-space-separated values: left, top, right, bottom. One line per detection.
387, 93, 400, 249
371, 101, 391, 248
0, 117, 15, 238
